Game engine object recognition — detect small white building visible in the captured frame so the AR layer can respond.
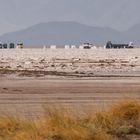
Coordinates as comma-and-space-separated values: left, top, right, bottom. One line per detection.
65, 45, 70, 49
71, 45, 77, 49
79, 45, 84, 49
50, 45, 56, 49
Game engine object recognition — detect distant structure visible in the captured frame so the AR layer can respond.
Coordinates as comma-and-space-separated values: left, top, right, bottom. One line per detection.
3, 43, 8, 49
0, 42, 2, 48
79, 43, 94, 49
83, 43, 93, 49
0, 41, 138, 49
106, 41, 134, 49
0, 42, 15, 49
9, 43, 15, 49
0, 42, 2, 49
50, 45, 56, 49
65, 45, 70, 49
16, 43, 24, 49
71, 45, 77, 49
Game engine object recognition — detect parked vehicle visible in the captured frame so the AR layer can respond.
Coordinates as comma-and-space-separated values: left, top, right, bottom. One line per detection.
9, 43, 15, 49
0, 43, 2, 49
80, 43, 93, 49
17, 43, 24, 49
106, 41, 134, 49
3, 43, 8, 49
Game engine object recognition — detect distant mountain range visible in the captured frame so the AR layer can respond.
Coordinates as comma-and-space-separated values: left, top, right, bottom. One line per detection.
1, 0, 140, 33
0, 21, 140, 46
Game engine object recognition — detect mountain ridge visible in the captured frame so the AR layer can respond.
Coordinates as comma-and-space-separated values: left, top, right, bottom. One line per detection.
0, 21, 139, 46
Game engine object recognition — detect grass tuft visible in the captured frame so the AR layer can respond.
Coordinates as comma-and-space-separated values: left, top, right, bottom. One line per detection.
0, 101, 140, 140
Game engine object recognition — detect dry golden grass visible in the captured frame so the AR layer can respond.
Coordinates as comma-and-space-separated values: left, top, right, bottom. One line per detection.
0, 101, 140, 140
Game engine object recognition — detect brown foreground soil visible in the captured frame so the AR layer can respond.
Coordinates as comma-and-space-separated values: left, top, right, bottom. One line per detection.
0, 76, 140, 139
0, 76, 140, 117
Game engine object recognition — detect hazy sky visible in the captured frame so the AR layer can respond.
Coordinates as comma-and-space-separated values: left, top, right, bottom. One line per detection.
0, 0, 140, 35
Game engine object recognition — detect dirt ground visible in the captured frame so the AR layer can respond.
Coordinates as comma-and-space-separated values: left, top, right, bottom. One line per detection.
0, 77, 140, 117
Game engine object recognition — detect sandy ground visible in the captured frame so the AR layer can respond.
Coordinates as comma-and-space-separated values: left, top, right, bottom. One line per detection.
0, 77, 140, 117
0, 49, 140, 117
